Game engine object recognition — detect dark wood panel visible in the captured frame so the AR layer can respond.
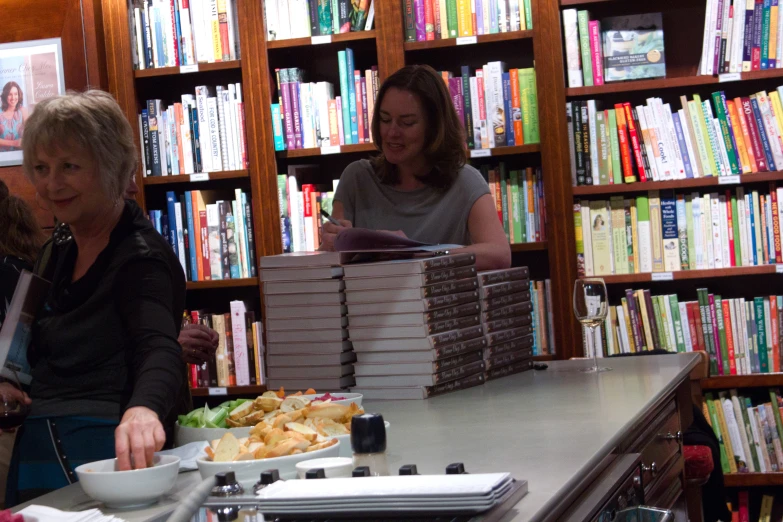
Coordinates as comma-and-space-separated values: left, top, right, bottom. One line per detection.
723, 473, 783, 487
511, 242, 549, 252
701, 374, 783, 390
375, 0, 406, 81
186, 278, 260, 290
267, 31, 376, 50
590, 266, 781, 284
277, 143, 378, 159
190, 385, 267, 397
142, 170, 250, 186
404, 30, 534, 51
573, 172, 783, 196
134, 60, 242, 78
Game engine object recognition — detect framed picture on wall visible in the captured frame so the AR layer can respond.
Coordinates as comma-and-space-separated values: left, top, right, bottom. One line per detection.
0, 38, 65, 167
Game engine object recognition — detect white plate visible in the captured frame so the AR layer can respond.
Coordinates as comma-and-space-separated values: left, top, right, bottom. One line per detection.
299, 393, 363, 407
174, 423, 251, 447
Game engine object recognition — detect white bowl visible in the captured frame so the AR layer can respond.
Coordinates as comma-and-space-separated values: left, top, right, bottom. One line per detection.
196, 440, 341, 485
296, 457, 353, 479
299, 393, 363, 408
174, 423, 251, 447
335, 421, 390, 458
75, 455, 180, 509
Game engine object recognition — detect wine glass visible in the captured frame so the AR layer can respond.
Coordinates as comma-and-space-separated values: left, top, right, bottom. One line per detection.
573, 278, 610, 373
0, 370, 29, 431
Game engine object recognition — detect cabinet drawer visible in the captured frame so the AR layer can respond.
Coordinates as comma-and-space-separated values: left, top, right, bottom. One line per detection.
626, 400, 682, 493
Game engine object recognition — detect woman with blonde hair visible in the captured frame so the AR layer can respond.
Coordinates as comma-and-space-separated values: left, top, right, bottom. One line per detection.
2, 90, 187, 505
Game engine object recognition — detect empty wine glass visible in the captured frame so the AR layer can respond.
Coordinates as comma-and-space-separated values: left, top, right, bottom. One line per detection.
0, 370, 29, 431
573, 278, 611, 373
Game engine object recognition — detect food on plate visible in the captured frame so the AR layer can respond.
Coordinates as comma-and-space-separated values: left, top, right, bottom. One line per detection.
313, 393, 346, 402
204, 425, 339, 462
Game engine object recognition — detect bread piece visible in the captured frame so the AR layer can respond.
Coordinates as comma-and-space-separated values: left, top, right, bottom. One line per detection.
241, 410, 267, 426
234, 452, 257, 461
317, 421, 350, 437
253, 444, 268, 459
291, 449, 304, 455
263, 410, 282, 423
305, 438, 338, 453
247, 442, 265, 454
265, 438, 302, 458
341, 403, 364, 424
285, 422, 317, 441
264, 428, 286, 447
261, 391, 279, 398
209, 439, 221, 450
238, 437, 249, 446
204, 447, 215, 460
272, 414, 294, 429
225, 418, 243, 428
229, 401, 256, 421
304, 402, 349, 421
280, 396, 310, 413
283, 431, 307, 441
255, 396, 284, 412
213, 433, 241, 462
250, 422, 272, 438
287, 410, 305, 422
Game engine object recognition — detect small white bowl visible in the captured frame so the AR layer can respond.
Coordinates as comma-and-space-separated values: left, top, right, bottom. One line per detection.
335, 421, 390, 458
75, 455, 180, 509
196, 440, 340, 485
296, 457, 354, 479
174, 423, 251, 447
299, 393, 363, 408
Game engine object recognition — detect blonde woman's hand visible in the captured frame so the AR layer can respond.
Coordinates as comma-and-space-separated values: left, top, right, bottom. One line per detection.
320, 219, 352, 251
115, 406, 166, 471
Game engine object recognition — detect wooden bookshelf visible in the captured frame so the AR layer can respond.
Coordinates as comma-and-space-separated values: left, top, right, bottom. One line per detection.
586, 265, 782, 284
469, 144, 541, 158
267, 31, 377, 49
533, 354, 556, 361
403, 30, 534, 51
142, 170, 250, 186
186, 278, 259, 290
572, 172, 783, 196
134, 60, 242, 79
511, 242, 549, 252
723, 473, 783, 487
190, 385, 267, 398
701, 374, 783, 390
560, 0, 616, 6
276, 143, 377, 159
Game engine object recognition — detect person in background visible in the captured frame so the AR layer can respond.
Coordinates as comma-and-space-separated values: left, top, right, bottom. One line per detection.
0, 179, 9, 201
319, 64, 511, 271
0, 83, 27, 152
0, 90, 186, 505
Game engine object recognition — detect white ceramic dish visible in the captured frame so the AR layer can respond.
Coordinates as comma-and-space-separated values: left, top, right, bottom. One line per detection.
335, 421, 390, 458
74, 455, 180, 509
299, 393, 363, 407
174, 423, 251, 447
295, 457, 354, 479
196, 439, 341, 485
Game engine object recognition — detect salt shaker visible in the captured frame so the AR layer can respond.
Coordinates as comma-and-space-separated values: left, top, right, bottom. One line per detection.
351, 413, 389, 476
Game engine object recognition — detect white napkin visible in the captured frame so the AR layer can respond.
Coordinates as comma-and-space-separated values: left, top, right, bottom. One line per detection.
156, 441, 209, 471
17, 505, 125, 521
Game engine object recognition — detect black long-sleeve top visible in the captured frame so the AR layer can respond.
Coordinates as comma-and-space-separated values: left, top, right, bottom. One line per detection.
29, 200, 186, 426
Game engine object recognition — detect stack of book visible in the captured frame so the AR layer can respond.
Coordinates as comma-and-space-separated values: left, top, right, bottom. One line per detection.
264, 0, 374, 41
261, 252, 355, 391
477, 268, 535, 381
481, 164, 545, 244
404, 0, 533, 42
347, 253, 488, 400
704, 388, 783, 476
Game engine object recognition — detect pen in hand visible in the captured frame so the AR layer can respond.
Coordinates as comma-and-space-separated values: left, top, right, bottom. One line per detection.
320, 209, 341, 226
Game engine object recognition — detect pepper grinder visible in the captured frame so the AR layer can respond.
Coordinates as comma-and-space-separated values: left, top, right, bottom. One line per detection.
351, 413, 389, 476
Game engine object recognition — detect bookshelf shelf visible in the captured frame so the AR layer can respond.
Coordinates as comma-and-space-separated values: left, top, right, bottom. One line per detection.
560, 0, 616, 6
267, 31, 377, 50
276, 143, 377, 158
190, 385, 267, 397
723, 473, 783, 487
134, 60, 242, 79
571, 172, 783, 196
565, 69, 783, 98
403, 30, 534, 51
533, 354, 556, 361
142, 170, 250, 186
511, 242, 548, 252
701, 374, 783, 390
470, 144, 541, 158
587, 265, 781, 284
186, 278, 259, 290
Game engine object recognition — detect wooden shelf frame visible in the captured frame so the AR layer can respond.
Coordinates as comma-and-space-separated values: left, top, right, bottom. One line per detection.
511, 242, 549, 252
190, 385, 267, 397
142, 170, 250, 185
186, 278, 259, 290
572, 172, 783, 196
267, 30, 377, 49
134, 60, 242, 79
722, 473, 783, 487
403, 30, 534, 51
586, 265, 783, 284
701, 374, 783, 390
276, 143, 377, 159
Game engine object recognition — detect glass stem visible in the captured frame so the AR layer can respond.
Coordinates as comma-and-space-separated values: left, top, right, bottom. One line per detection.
588, 325, 598, 371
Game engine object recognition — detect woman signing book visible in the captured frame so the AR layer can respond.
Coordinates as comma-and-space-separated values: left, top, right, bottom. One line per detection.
319, 65, 511, 271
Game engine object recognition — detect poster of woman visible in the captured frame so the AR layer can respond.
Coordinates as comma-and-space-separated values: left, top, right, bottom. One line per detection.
0, 38, 65, 167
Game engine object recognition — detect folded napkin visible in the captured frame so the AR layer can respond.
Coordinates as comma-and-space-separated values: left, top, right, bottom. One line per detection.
156, 441, 209, 471
17, 506, 125, 522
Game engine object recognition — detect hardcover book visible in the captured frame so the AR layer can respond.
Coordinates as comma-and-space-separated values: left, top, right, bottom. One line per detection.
602, 13, 666, 82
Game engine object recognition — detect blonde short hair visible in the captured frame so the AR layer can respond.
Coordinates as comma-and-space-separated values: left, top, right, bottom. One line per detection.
22, 90, 137, 200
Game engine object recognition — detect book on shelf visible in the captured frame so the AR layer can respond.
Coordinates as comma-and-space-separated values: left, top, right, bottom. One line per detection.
403, 0, 532, 43
698, 0, 783, 74
129, 0, 240, 70
184, 307, 264, 389
481, 164, 546, 244
148, 188, 256, 281
562, 10, 665, 88
443, 64, 539, 150
576, 183, 783, 276
264, 0, 375, 41
271, 51, 379, 151
277, 167, 337, 253
140, 83, 248, 176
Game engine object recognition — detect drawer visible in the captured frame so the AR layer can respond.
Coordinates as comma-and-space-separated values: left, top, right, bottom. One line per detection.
626, 400, 682, 494
645, 454, 685, 510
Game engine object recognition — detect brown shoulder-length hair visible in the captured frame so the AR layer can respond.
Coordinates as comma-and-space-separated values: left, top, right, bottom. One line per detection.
1, 82, 23, 112
0, 196, 45, 265
371, 65, 466, 189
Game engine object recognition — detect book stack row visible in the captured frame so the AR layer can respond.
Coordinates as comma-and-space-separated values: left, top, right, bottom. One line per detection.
576, 185, 783, 277
277, 168, 339, 253
477, 268, 535, 381
185, 304, 264, 388
482, 164, 545, 244
730, 492, 779, 520
444, 64, 539, 151
140, 84, 247, 177
698, 0, 783, 75
562, 12, 665, 88
347, 254, 489, 400
129, 0, 239, 70
261, 252, 355, 391
704, 389, 783, 476
149, 189, 256, 282
271, 51, 379, 150
264, 0, 374, 41
403, 0, 533, 42
601, 287, 783, 377
570, 87, 783, 187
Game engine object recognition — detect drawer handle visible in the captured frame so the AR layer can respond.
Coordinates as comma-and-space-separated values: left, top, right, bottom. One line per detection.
660, 430, 683, 443
641, 461, 658, 477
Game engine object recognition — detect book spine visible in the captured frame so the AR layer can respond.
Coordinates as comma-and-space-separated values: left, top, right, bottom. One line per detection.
615, 104, 635, 183
588, 20, 603, 86
577, 10, 593, 87
624, 103, 646, 182
742, 97, 768, 170
404, 0, 416, 41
